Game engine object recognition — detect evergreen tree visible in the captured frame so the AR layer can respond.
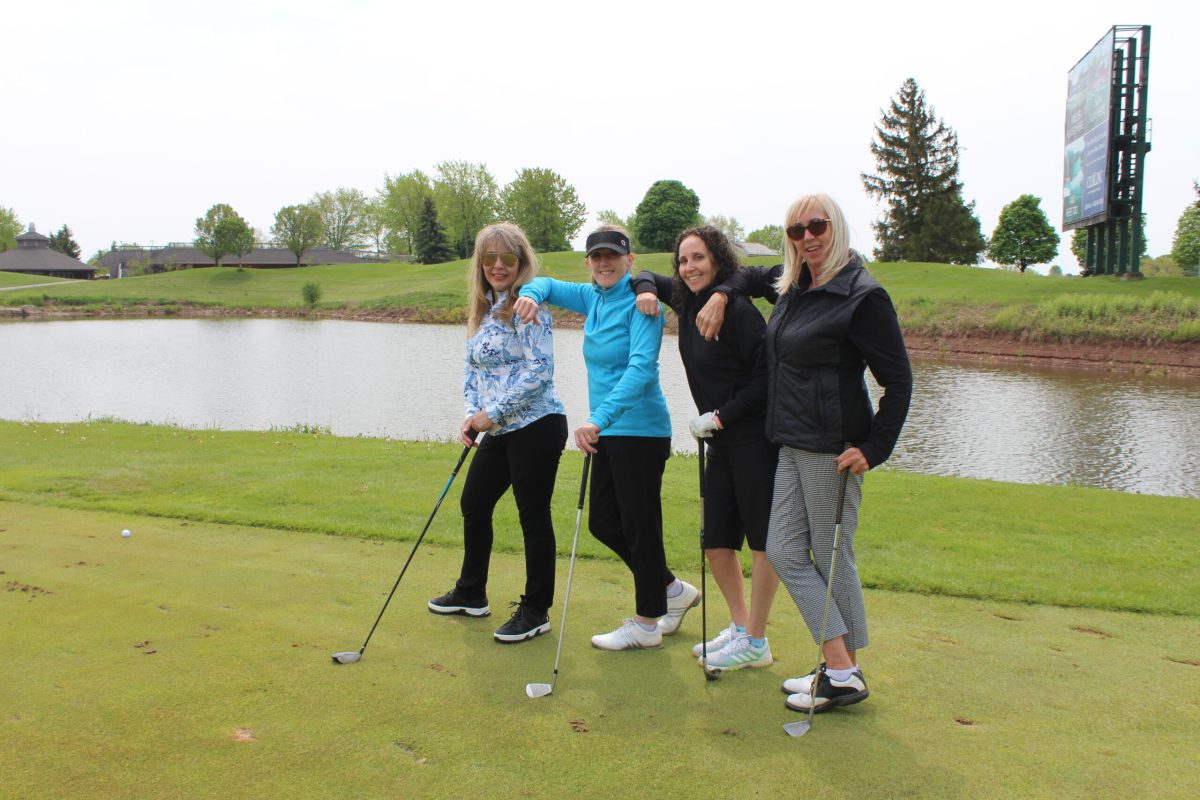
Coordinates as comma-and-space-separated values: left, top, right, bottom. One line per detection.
48, 224, 82, 259
862, 78, 985, 264
988, 195, 1060, 272
414, 197, 453, 264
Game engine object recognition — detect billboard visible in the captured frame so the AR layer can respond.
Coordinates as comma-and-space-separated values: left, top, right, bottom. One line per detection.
1062, 29, 1115, 229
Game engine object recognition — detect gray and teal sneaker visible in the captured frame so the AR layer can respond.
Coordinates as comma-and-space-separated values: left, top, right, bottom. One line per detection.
700, 633, 773, 671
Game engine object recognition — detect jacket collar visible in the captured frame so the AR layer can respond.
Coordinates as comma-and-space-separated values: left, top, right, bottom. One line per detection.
801, 252, 863, 297
592, 271, 632, 296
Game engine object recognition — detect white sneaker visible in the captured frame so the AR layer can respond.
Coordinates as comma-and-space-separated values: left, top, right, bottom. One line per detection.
591, 619, 662, 651
702, 633, 773, 671
658, 581, 700, 636
691, 623, 739, 657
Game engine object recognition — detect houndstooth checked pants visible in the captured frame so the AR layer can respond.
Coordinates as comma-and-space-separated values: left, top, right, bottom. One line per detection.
765, 446, 868, 651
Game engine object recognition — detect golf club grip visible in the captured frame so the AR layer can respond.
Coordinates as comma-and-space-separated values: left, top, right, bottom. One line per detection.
834, 443, 852, 525
577, 453, 591, 508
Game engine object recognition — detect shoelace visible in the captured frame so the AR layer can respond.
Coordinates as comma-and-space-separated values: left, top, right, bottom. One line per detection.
505, 602, 527, 623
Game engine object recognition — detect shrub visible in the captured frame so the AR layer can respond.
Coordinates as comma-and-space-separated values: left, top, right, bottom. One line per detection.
301, 283, 322, 306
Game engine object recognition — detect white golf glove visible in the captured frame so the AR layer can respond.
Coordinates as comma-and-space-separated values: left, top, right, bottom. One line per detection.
689, 412, 719, 440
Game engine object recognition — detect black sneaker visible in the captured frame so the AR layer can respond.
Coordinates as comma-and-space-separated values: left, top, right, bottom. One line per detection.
784, 667, 869, 713
493, 602, 550, 643
428, 587, 490, 617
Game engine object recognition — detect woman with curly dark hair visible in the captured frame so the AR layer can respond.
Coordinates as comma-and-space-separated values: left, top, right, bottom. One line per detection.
632, 226, 781, 672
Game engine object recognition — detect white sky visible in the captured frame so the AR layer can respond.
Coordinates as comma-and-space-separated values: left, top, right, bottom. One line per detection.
4, 0, 1197, 274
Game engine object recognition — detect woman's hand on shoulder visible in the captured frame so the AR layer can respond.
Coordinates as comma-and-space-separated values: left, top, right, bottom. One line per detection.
635, 292, 660, 318
574, 423, 600, 454
696, 292, 727, 341
513, 296, 540, 324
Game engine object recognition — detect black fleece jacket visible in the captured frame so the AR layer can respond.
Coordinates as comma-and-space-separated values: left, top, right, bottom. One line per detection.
631, 270, 768, 446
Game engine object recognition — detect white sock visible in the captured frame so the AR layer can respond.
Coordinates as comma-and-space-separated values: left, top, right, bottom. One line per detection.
635, 619, 657, 633
826, 667, 856, 682
665, 580, 682, 598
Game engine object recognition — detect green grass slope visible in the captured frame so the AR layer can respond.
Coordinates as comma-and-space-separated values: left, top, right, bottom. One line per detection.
4, 254, 1196, 342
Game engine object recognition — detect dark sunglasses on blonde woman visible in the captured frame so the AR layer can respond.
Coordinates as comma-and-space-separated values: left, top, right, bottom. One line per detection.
483, 252, 518, 267
785, 219, 831, 241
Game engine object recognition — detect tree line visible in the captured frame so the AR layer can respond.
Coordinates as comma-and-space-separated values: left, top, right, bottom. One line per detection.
4, 79, 1198, 273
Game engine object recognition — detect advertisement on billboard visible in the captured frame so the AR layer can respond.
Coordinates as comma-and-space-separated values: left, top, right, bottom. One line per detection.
1063, 29, 1114, 229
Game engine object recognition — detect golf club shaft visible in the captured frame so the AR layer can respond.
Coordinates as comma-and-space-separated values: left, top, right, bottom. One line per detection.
547, 453, 592, 688
354, 442, 474, 655
699, 439, 708, 670
806, 462, 851, 726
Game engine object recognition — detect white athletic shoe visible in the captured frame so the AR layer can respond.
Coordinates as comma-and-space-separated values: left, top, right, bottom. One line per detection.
657, 581, 701, 636
691, 623, 739, 657
702, 633, 773, 671
591, 619, 663, 651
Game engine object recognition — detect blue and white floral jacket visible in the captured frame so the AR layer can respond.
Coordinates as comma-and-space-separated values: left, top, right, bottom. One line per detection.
463, 291, 565, 435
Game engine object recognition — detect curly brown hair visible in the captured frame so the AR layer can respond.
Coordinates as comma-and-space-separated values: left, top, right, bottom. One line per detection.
670, 226, 742, 310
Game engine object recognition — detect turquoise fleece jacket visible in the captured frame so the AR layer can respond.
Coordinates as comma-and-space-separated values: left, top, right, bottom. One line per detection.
519, 273, 671, 438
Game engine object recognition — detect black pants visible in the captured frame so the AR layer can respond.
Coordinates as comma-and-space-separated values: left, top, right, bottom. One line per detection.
456, 413, 567, 612
588, 436, 674, 618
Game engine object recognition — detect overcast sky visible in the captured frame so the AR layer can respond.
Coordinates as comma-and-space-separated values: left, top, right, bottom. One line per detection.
4, 0, 1197, 274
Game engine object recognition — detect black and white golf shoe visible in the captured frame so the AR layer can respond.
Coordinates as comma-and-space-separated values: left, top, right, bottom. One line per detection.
784, 668, 869, 713
493, 602, 550, 643
428, 587, 491, 617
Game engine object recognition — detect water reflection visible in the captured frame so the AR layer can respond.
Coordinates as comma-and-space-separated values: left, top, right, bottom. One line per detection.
1, 318, 1196, 498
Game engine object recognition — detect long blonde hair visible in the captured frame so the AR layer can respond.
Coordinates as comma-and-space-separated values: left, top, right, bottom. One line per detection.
467, 222, 540, 334
775, 193, 853, 296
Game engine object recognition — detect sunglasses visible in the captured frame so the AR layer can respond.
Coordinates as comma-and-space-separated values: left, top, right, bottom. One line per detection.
482, 252, 518, 268
785, 218, 831, 241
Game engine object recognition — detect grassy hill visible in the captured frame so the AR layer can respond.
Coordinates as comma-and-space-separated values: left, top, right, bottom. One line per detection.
1, 255, 1197, 342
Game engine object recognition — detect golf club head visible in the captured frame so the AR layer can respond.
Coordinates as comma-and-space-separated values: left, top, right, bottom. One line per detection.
783, 720, 812, 737
331, 651, 361, 664
525, 683, 553, 698
702, 662, 721, 681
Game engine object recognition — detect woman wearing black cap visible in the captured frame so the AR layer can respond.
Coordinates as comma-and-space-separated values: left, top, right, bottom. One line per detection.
514, 225, 700, 651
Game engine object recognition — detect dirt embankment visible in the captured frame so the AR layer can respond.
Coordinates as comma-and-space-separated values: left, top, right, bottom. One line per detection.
8, 302, 1199, 377
901, 332, 1200, 377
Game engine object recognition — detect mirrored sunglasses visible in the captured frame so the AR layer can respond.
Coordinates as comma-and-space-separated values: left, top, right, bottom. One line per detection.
482, 252, 518, 268
785, 218, 831, 241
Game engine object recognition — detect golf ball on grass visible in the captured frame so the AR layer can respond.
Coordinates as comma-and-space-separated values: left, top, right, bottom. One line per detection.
121, 529, 131, 538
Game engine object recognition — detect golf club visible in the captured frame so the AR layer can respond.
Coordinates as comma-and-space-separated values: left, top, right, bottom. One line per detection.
783, 457, 851, 737
525, 453, 591, 698
699, 439, 719, 681
332, 441, 475, 665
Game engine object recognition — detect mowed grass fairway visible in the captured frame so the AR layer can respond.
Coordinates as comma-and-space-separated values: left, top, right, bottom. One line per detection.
1, 424, 1198, 798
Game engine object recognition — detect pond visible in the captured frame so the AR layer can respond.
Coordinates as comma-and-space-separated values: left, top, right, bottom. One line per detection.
1, 318, 1196, 498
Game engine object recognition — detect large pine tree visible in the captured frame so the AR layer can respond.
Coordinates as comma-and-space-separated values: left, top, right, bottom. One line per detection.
48, 224, 82, 259
862, 78, 985, 264
414, 197, 453, 264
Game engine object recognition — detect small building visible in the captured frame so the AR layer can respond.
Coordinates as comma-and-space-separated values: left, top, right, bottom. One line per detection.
737, 241, 780, 258
96, 243, 373, 277
0, 225, 97, 280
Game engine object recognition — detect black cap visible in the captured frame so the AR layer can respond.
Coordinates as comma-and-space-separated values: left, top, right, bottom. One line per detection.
585, 230, 631, 256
